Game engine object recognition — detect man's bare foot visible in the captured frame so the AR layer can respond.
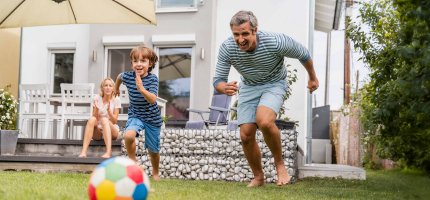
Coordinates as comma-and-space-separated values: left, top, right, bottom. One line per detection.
78, 154, 86, 158
152, 174, 160, 182
247, 178, 264, 187
101, 153, 111, 158
276, 167, 291, 186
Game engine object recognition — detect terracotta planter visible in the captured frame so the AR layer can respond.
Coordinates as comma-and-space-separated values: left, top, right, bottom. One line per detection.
0, 130, 19, 155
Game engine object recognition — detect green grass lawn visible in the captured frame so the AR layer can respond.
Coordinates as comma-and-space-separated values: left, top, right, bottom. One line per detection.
0, 169, 428, 200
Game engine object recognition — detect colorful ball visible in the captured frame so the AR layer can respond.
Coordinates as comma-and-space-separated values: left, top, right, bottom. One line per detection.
88, 156, 150, 200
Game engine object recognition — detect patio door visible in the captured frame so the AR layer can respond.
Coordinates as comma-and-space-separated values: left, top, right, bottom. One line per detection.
156, 47, 192, 126
106, 48, 132, 80
106, 46, 193, 126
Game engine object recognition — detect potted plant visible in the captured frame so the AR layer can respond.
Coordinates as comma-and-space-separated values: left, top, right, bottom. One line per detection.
0, 84, 19, 155
276, 66, 298, 130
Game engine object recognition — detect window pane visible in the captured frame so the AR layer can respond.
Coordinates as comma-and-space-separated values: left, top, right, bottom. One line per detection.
53, 53, 74, 93
108, 49, 131, 80
158, 47, 191, 123
157, 0, 195, 8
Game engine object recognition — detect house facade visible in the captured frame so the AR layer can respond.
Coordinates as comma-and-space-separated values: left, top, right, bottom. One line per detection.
18, 0, 313, 148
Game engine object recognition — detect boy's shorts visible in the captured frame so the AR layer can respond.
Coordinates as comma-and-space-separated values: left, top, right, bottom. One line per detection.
125, 117, 161, 153
237, 79, 287, 125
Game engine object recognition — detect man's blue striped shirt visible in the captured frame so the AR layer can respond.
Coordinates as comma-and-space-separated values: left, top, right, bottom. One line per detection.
213, 31, 311, 87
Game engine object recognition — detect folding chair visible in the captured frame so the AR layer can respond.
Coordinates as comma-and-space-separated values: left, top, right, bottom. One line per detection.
19, 84, 51, 138
186, 92, 233, 129
52, 83, 94, 139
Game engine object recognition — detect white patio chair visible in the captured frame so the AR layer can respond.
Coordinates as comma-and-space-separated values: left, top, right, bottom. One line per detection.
52, 83, 94, 140
117, 85, 129, 124
19, 84, 51, 139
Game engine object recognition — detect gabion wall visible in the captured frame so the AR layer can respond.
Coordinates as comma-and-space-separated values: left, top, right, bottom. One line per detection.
122, 128, 298, 183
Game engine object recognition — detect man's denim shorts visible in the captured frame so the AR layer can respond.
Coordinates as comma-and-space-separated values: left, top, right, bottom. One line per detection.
237, 79, 287, 125
125, 117, 161, 153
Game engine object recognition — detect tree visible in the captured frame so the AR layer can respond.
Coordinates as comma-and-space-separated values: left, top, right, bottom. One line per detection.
347, 0, 430, 173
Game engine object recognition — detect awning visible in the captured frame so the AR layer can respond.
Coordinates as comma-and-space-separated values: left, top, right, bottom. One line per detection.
315, 0, 343, 32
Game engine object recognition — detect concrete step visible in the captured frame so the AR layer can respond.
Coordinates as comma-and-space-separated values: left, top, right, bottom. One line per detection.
0, 138, 124, 173
298, 164, 366, 180
15, 138, 122, 157
0, 155, 105, 173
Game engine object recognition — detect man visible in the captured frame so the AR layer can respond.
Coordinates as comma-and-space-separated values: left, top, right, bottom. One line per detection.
213, 10, 319, 187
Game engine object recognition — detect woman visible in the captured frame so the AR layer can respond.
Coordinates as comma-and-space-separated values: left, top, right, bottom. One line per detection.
79, 78, 121, 158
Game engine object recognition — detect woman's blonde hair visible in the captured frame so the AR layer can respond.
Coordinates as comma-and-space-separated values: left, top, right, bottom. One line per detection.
99, 77, 115, 100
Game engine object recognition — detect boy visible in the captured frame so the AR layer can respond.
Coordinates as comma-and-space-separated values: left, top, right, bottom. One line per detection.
115, 45, 163, 181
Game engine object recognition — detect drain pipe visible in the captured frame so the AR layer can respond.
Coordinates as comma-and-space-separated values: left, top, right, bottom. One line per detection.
306, 0, 315, 164
306, 91, 313, 164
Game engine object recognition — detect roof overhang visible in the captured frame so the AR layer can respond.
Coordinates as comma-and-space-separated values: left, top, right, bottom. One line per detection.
315, 0, 343, 32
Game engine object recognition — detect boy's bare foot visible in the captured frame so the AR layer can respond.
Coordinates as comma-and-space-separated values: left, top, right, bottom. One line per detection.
276, 167, 291, 186
78, 154, 86, 158
247, 178, 264, 187
101, 153, 111, 158
152, 174, 160, 182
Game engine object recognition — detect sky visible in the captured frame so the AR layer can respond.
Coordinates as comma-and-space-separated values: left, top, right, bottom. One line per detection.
312, 3, 370, 111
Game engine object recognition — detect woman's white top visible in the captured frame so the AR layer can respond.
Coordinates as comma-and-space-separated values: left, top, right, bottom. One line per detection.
93, 94, 121, 119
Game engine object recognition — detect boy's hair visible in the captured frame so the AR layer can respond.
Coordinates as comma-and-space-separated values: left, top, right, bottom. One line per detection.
99, 77, 115, 99
230, 10, 258, 31
130, 45, 159, 73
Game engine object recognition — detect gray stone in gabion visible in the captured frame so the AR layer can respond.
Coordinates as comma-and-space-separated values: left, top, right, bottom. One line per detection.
121, 128, 298, 183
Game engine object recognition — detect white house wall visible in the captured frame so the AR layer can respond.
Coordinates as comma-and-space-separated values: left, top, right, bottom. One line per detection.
86, 2, 216, 120
19, 1, 313, 149
215, 0, 311, 148
20, 2, 216, 121
20, 25, 90, 85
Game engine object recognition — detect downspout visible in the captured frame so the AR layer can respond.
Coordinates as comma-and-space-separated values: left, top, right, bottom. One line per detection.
306, 0, 315, 164
17, 27, 23, 130
324, 31, 331, 105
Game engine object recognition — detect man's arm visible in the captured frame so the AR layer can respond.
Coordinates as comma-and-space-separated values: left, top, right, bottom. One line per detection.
213, 42, 238, 95
302, 58, 319, 93
215, 81, 238, 96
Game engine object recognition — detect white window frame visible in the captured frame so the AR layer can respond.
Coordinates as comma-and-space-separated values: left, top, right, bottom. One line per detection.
102, 35, 145, 78
152, 34, 196, 111
103, 46, 135, 79
154, 45, 195, 115
155, 0, 198, 13
48, 48, 76, 95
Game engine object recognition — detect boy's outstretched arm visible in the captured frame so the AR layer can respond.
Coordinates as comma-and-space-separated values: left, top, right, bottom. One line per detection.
114, 73, 122, 97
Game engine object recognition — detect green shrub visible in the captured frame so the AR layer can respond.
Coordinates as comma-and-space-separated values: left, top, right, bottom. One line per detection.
347, 0, 430, 173
0, 85, 18, 130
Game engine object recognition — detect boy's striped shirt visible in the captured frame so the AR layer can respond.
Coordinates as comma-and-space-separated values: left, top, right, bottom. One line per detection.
121, 71, 163, 127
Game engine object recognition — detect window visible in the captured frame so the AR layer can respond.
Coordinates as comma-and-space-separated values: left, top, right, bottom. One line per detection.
157, 47, 192, 123
156, 0, 197, 13
50, 51, 74, 94
102, 35, 145, 79
107, 48, 132, 80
